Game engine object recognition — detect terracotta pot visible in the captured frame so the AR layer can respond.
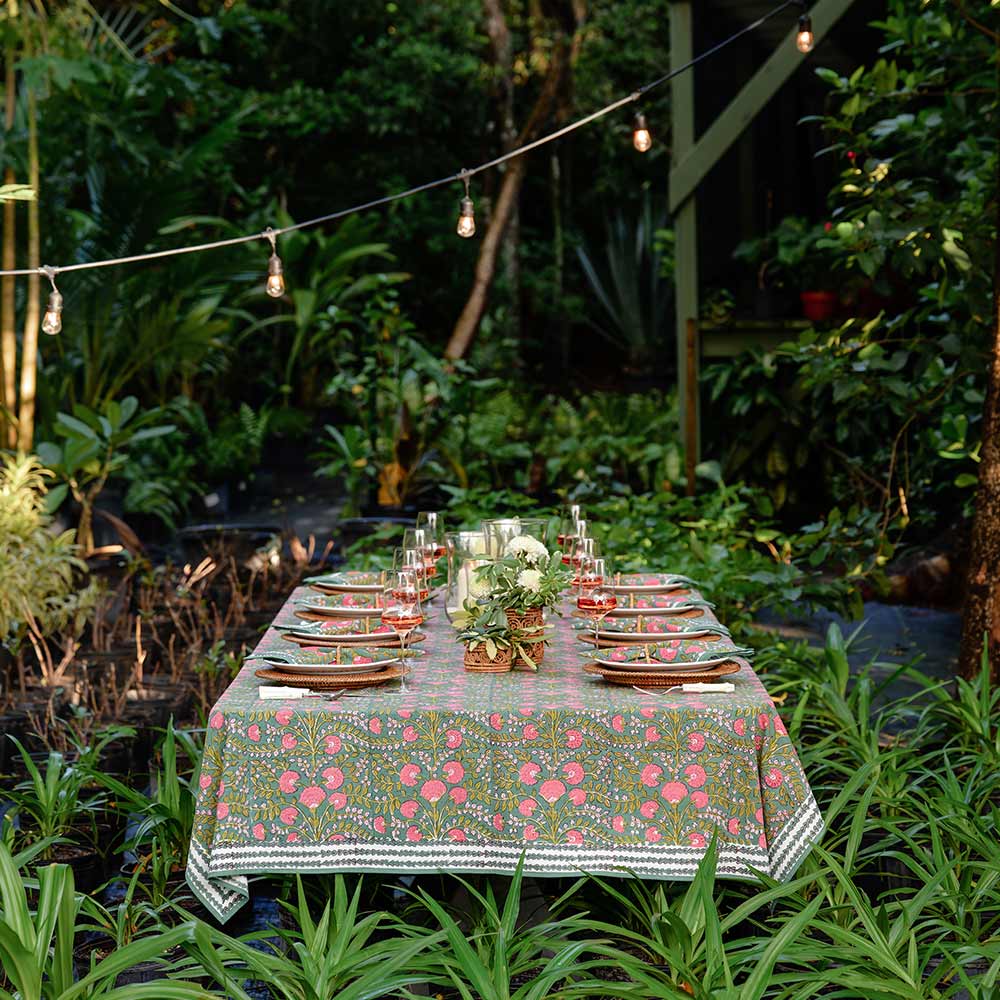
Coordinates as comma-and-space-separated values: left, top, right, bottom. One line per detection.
507, 608, 545, 667
463, 644, 513, 673
800, 290, 837, 322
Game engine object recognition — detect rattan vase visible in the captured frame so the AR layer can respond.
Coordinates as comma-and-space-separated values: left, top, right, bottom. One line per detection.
463, 643, 513, 673
507, 608, 545, 667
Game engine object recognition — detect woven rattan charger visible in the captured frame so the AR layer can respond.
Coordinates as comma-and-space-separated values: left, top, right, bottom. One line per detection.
254, 664, 408, 689
582, 660, 740, 687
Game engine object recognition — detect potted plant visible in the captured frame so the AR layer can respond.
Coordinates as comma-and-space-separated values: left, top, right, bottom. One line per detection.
734, 216, 839, 322
451, 601, 547, 672
474, 534, 569, 666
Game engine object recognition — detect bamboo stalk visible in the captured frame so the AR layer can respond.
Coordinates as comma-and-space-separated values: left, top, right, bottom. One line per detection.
1, 43, 17, 447
17, 84, 39, 450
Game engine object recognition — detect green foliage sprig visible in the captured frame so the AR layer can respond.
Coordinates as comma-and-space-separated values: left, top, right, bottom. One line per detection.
474, 535, 570, 614
450, 600, 548, 670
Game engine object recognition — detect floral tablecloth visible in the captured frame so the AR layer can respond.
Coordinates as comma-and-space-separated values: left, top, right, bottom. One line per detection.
187, 585, 823, 922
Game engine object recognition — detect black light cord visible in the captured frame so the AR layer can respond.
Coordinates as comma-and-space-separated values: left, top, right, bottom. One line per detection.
0, 0, 807, 280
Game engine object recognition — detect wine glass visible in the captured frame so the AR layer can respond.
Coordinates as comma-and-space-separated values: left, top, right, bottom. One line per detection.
562, 518, 589, 565
381, 570, 424, 675
576, 552, 604, 592
568, 536, 600, 581
576, 558, 616, 643
416, 512, 447, 560
557, 504, 584, 549
404, 527, 439, 579
393, 547, 430, 601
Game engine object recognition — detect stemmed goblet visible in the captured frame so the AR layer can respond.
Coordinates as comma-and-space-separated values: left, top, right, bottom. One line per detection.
381, 570, 424, 679
576, 557, 616, 644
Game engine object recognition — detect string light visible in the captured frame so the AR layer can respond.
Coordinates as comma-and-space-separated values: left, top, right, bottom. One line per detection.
632, 112, 652, 153
0, 0, 807, 292
796, 11, 814, 53
264, 228, 285, 298
456, 173, 476, 238
41, 267, 62, 335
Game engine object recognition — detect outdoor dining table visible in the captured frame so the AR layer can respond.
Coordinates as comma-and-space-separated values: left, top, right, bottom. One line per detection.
186, 582, 824, 922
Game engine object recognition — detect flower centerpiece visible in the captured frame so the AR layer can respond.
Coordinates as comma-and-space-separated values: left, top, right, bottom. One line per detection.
473, 534, 570, 666
451, 601, 547, 673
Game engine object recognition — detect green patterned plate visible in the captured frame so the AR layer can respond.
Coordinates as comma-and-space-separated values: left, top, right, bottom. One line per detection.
609, 572, 699, 594
305, 570, 386, 594
246, 645, 399, 675
588, 640, 753, 672
581, 617, 731, 641
294, 593, 384, 618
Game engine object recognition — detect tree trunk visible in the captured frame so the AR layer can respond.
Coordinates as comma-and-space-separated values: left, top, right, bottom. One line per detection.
483, 0, 522, 340
1, 47, 17, 448
17, 85, 40, 451
958, 36, 1000, 682
445, 38, 569, 360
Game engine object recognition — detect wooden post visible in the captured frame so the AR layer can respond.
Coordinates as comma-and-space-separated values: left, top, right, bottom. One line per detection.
685, 318, 698, 496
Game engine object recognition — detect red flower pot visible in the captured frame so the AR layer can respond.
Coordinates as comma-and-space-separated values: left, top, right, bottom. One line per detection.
800, 290, 837, 323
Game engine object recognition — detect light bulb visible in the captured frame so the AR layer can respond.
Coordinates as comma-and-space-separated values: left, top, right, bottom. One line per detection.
632, 112, 652, 153
42, 290, 62, 335
796, 14, 814, 53
266, 252, 285, 297
456, 196, 476, 238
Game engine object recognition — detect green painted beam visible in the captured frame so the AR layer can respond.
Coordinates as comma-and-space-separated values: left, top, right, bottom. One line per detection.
670, 0, 700, 465
668, 0, 859, 214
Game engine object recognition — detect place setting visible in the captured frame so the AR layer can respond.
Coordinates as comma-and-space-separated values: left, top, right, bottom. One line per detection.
274, 617, 427, 649
249, 644, 411, 690
573, 614, 732, 646
580, 643, 750, 687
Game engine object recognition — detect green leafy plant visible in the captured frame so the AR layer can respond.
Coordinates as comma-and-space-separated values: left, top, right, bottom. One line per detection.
0, 840, 208, 1000
0, 454, 97, 685
475, 535, 570, 614
410, 857, 637, 1000
576, 193, 672, 372
37, 396, 176, 552
7, 740, 106, 858
187, 874, 440, 1000
450, 601, 547, 670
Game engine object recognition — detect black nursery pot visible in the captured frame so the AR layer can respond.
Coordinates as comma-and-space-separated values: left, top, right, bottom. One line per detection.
52, 842, 110, 895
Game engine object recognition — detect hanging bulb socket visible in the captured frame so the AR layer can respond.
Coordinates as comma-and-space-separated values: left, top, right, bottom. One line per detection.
41, 267, 62, 335
456, 173, 476, 238
796, 13, 814, 53
264, 228, 285, 298
632, 112, 652, 153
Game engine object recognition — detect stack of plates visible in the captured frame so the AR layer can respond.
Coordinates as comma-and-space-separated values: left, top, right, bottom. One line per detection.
249, 645, 407, 689
294, 593, 385, 620
305, 570, 385, 595
575, 616, 732, 645
603, 590, 715, 618
275, 618, 425, 648
581, 641, 748, 687
609, 572, 698, 594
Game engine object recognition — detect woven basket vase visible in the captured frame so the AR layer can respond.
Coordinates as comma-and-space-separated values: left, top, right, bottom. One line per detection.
507, 608, 545, 667
463, 643, 513, 673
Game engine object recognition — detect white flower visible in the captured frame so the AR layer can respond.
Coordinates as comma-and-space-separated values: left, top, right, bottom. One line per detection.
516, 569, 542, 592
506, 534, 549, 565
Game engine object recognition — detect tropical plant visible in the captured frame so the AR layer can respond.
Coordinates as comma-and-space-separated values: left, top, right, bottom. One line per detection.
576, 193, 672, 372
319, 301, 475, 508
239, 213, 410, 407
410, 858, 638, 1000
0, 840, 210, 1000
100, 722, 198, 871
36, 396, 176, 552
6, 728, 128, 856
185, 874, 441, 1000
0, 453, 97, 686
